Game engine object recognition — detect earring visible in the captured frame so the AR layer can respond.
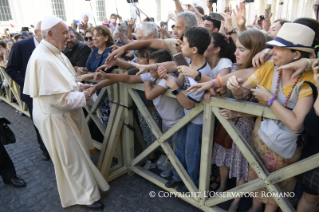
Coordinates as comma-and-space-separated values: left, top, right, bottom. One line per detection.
294, 58, 297, 60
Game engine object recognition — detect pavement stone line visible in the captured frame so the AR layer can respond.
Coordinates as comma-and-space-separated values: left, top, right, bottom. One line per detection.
0, 101, 201, 212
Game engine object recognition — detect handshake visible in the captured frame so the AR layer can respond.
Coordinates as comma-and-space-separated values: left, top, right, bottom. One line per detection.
80, 84, 96, 100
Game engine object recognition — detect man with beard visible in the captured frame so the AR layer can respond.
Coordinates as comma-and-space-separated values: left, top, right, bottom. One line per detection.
62, 27, 91, 71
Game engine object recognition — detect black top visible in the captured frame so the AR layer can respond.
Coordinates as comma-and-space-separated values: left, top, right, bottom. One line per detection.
302, 107, 319, 158
62, 41, 91, 67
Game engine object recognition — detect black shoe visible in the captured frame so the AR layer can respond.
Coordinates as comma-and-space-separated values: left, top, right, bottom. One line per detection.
86, 201, 104, 210
41, 151, 50, 161
176, 185, 188, 193
165, 179, 183, 188
3, 177, 26, 188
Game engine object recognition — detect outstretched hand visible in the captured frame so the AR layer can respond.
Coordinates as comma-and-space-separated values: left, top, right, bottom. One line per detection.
276, 58, 310, 79
128, 61, 150, 75
186, 81, 213, 96
94, 70, 109, 81
158, 65, 168, 80
106, 46, 125, 61
80, 84, 93, 91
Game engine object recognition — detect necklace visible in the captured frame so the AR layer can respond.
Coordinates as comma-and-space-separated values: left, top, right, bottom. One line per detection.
275, 70, 300, 107
44, 44, 78, 87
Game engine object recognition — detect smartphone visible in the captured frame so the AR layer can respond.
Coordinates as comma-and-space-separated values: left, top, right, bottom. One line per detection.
179, 33, 184, 41
173, 52, 189, 67
265, 4, 271, 13
209, 12, 224, 21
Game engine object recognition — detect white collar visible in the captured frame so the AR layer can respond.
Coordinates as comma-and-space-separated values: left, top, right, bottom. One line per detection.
33, 36, 40, 47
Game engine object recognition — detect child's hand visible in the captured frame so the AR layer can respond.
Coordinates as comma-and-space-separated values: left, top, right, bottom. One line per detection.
158, 65, 168, 79
87, 86, 97, 97
165, 76, 178, 90
203, 91, 212, 103
94, 70, 108, 81
128, 61, 150, 75
177, 66, 198, 78
186, 81, 213, 96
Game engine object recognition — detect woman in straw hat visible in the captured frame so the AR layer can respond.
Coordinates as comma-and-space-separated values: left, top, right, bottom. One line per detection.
226, 23, 316, 212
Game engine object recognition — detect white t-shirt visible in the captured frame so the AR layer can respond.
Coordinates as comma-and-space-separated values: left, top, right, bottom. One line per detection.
211, 58, 232, 79
140, 73, 184, 127
184, 62, 213, 125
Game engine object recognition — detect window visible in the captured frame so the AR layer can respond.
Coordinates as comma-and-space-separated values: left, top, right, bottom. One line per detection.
96, 0, 106, 22
51, 0, 66, 21
0, 0, 12, 21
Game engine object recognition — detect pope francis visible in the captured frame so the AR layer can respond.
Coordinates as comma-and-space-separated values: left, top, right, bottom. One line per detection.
23, 16, 109, 210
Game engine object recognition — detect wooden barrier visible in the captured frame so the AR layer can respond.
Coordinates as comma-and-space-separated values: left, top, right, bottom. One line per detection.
0, 66, 30, 116
2, 66, 318, 211
95, 69, 319, 212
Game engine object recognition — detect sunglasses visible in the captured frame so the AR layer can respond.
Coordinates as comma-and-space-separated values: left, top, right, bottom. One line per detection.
84, 36, 93, 41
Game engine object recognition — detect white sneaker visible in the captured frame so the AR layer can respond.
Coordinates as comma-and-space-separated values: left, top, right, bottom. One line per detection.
157, 155, 168, 170
143, 160, 156, 170
160, 161, 173, 177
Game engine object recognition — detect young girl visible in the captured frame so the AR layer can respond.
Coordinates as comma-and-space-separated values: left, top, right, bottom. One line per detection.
211, 30, 267, 212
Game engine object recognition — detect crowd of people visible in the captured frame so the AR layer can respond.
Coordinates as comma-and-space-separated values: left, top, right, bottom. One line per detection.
1, 0, 319, 211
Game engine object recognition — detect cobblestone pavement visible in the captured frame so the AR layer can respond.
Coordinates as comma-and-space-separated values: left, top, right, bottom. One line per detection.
0, 101, 203, 212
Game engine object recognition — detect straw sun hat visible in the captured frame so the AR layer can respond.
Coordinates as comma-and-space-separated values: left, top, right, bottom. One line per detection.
266, 23, 315, 53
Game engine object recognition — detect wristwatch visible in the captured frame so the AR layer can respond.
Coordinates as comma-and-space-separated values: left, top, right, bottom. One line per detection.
171, 88, 181, 96
194, 71, 202, 82
227, 29, 237, 36
266, 97, 276, 106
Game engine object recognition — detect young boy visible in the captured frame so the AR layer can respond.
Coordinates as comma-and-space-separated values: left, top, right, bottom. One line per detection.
163, 27, 212, 192
102, 50, 184, 175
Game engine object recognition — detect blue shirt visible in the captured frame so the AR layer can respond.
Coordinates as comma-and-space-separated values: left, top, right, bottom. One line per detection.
86, 47, 112, 72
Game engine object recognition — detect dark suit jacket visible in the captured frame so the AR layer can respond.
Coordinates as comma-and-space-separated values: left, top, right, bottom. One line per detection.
6, 37, 36, 103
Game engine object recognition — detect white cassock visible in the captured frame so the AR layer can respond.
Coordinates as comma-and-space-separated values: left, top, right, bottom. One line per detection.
23, 39, 109, 208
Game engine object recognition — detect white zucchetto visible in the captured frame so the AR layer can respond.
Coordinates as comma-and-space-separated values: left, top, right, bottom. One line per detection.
41, 16, 63, 31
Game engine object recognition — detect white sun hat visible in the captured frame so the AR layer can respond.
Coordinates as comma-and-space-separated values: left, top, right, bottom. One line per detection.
266, 23, 315, 53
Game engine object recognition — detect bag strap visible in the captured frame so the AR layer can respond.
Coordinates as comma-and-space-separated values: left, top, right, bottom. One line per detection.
303, 81, 318, 102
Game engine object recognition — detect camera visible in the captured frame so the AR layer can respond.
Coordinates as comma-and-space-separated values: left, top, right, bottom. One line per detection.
260, 15, 265, 20
209, 0, 217, 3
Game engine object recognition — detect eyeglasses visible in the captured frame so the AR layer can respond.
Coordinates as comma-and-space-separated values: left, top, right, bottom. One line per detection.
84, 36, 93, 41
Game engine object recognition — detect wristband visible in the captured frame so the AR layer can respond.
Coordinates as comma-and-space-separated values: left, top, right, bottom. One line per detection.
216, 74, 222, 88
211, 80, 215, 88
302, 58, 311, 77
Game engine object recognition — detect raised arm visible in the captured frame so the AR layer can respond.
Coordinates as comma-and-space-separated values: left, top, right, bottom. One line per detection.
173, 0, 184, 14
103, 73, 143, 84
107, 39, 169, 61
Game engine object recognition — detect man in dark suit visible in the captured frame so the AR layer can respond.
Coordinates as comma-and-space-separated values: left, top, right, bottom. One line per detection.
6, 21, 50, 161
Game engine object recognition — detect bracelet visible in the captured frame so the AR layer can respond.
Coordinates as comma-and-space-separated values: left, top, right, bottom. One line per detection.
211, 80, 215, 88
302, 58, 311, 77
155, 63, 159, 71
216, 74, 222, 88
